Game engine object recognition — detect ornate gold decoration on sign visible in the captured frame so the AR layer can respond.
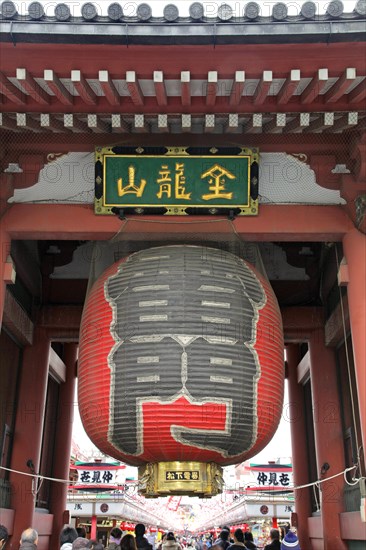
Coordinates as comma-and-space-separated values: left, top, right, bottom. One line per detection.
138, 461, 223, 498
165, 206, 189, 215
209, 147, 218, 154
165, 147, 189, 156
290, 153, 308, 163
46, 153, 67, 163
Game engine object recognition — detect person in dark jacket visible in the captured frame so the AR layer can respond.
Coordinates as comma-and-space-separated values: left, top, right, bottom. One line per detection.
213, 531, 231, 550
19, 528, 38, 549
243, 532, 257, 550
264, 529, 281, 550
135, 524, 153, 550
107, 527, 123, 550
229, 529, 247, 550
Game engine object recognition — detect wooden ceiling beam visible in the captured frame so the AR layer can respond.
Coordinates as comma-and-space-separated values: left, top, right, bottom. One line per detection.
263, 113, 287, 133
126, 71, 144, 106
206, 71, 218, 107
16, 68, 50, 105
253, 71, 273, 105
304, 112, 335, 133
157, 114, 169, 133
16, 113, 43, 132
244, 113, 263, 133
98, 70, 120, 106
63, 114, 89, 133
134, 114, 148, 133
229, 71, 245, 107
204, 114, 215, 133
71, 70, 97, 105
40, 113, 69, 133
181, 71, 191, 107
285, 113, 310, 133
44, 69, 73, 105
277, 69, 300, 104
154, 71, 167, 107
181, 114, 191, 132
347, 78, 366, 103
324, 68, 356, 103
0, 72, 27, 104
87, 114, 109, 133
0, 113, 18, 130
111, 114, 129, 133
301, 68, 329, 104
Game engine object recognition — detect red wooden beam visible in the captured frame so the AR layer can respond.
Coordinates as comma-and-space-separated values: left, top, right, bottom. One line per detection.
204, 114, 215, 133
229, 71, 245, 106
277, 69, 300, 105
153, 71, 167, 107
206, 71, 218, 107
0, 72, 26, 104
253, 71, 273, 105
181, 71, 191, 107
16, 113, 42, 132
157, 114, 169, 133
324, 68, 356, 103
63, 114, 89, 133
0, 113, 18, 130
285, 112, 310, 133
16, 68, 50, 105
126, 71, 144, 106
71, 70, 97, 105
305, 112, 334, 132
134, 114, 148, 133
87, 114, 109, 133
44, 69, 73, 105
2, 204, 353, 242
244, 113, 263, 133
263, 113, 286, 133
227, 113, 240, 132
98, 70, 120, 106
347, 79, 366, 103
111, 114, 129, 133
40, 114, 68, 133
300, 68, 329, 104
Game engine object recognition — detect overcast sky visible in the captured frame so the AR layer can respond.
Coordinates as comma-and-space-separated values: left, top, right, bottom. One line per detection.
10, 0, 360, 17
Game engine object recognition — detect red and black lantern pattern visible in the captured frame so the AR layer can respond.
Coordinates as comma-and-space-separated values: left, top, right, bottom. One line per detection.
78, 246, 284, 467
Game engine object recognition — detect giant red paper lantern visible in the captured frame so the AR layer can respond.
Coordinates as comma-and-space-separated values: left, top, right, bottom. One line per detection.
78, 246, 284, 496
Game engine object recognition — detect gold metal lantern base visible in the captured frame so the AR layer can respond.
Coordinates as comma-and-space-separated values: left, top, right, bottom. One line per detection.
138, 461, 224, 498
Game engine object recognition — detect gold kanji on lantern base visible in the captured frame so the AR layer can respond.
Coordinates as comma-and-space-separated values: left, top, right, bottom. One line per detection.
138, 461, 224, 498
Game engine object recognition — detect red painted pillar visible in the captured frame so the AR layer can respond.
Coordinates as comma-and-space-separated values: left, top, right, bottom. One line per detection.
342, 228, 366, 454
0, 225, 11, 327
286, 344, 312, 549
9, 328, 50, 546
91, 515, 97, 540
309, 329, 347, 550
49, 344, 78, 548
272, 517, 278, 529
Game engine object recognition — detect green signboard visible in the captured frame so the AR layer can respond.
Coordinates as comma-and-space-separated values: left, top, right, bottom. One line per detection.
95, 146, 258, 216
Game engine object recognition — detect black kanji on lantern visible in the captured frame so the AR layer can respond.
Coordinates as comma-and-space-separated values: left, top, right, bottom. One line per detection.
106, 246, 266, 458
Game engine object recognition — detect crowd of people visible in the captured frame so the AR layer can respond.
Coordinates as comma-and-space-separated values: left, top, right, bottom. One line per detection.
0, 523, 300, 550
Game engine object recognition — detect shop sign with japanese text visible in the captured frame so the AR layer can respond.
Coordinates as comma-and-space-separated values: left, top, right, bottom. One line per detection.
95, 146, 259, 216
70, 463, 125, 491
247, 464, 293, 492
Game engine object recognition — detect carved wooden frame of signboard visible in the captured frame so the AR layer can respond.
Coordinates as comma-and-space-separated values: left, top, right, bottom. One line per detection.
95, 146, 259, 216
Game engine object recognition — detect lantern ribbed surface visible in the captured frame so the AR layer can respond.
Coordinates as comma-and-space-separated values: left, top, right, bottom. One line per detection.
78, 246, 284, 467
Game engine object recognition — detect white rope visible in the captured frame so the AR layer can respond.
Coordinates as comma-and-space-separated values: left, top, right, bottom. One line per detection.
0, 464, 361, 492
